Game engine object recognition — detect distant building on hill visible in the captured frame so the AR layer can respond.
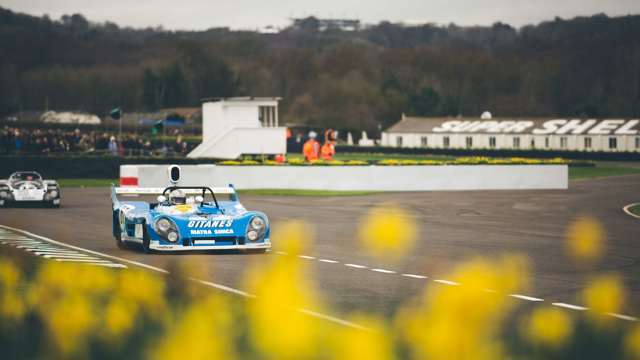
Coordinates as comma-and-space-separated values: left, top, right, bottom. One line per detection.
381, 113, 640, 152
291, 17, 361, 32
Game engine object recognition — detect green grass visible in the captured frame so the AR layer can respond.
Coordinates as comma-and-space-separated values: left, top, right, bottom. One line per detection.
58, 179, 118, 187
628, 204, 640, 216
568, 165, 640, 180
237, 189, 379, 196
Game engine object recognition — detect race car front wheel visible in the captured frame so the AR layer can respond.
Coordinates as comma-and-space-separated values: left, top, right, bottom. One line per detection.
141, 227, 151, 253
114, 231, 127, 249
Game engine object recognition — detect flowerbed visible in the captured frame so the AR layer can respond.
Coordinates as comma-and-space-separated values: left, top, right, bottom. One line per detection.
218, 157, 581, 166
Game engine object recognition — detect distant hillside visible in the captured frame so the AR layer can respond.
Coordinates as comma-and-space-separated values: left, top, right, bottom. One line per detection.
1, 7, 639, 131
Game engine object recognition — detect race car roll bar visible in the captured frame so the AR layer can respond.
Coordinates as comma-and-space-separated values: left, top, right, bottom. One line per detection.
162, 186, 220, 209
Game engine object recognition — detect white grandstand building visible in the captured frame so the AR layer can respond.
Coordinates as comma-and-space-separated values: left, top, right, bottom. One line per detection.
381, 113, 640, 152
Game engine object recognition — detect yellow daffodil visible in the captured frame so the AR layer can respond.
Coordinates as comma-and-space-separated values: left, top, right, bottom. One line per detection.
358, 203, 418, 261
582, 274, 626, 326
566, 216, 605, 264
523, 307, 573, 348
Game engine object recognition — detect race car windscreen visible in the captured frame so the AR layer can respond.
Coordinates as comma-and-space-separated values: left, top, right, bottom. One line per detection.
135, 191, 233, 204
10, 172, 43, 185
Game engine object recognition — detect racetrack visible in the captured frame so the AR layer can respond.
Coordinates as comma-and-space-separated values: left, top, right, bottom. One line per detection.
1, 175, 639, 319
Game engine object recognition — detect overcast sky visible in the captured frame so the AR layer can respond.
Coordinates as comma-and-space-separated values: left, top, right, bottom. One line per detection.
2, 0, 640, 30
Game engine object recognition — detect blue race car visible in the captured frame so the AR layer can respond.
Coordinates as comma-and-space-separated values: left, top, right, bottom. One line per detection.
111, 184, 270, 253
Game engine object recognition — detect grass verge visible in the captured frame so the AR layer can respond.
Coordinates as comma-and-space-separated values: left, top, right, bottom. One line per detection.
237, 189, 379, 196
628, 204, 640, 217
568, 165, 640, 180
58, 179, 118, 187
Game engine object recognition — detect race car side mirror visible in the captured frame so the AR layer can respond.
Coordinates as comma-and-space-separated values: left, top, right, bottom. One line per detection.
168, 165, 181, 184
157, 195, 167, 203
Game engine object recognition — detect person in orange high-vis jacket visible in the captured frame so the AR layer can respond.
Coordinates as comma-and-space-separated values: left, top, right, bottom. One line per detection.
302, 131, 320, 161
320, 128, 336, 160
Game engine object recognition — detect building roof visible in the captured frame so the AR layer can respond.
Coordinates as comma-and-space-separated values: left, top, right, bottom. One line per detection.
384, 116, 640, 136
201, 97, 282, 103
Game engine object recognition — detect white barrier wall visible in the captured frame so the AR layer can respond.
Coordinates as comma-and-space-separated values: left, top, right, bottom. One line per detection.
121, 164, 568, 191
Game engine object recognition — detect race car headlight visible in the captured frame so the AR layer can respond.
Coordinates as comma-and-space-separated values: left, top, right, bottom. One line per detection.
49, 190, 58, 198
250, 217, 265, 230
167, 231, 179, 242
156, 218, 172, 233
155, 218, 179, 242
247, 216, 267, 241
247, 230, 259, 241
0, 191, 7, 198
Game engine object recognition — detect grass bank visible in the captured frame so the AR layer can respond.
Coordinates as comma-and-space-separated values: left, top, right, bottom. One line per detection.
568, 164, 640, 180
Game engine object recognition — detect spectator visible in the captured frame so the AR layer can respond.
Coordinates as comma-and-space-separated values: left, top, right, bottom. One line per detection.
0, 126, 195, 157
108, 136, 118, 156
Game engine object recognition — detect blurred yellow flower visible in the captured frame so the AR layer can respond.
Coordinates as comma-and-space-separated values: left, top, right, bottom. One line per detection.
358, 204, 417, 261
151, 295, 235, 360
0, 259, 20, 288
523, 307, 572, 348
272, 219, 313, 255
45, 294, 96, 355
244, 220, 324, 359
582, 274, 626, 326
625, 325, 640, 359
0, 260, 25, 319
104, 299, 137, 339
397, 256, 529, 360
117, 269, 166, 315
330, 314, 394, 360
566, 216, 604, 264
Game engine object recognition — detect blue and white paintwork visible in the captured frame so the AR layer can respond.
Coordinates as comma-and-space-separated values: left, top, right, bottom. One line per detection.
111, 185, 270, 252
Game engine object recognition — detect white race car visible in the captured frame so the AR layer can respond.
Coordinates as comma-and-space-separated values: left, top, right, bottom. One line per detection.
0, 171, 61, 208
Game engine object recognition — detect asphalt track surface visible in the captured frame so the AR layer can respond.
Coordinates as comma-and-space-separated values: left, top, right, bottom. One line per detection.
1, 175, 639, 320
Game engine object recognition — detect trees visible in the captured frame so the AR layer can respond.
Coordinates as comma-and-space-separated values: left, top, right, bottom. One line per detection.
1, 7, 639, 129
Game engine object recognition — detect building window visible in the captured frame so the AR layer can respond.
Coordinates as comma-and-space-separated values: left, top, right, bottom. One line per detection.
560, 137, 567, 149
513, 137, 520, 149
584, 137, 592, 149
396, 136, 403, 147
545, 137, 550, 148
421, 136, 428, 147
609, 137, 617, 149
465, 136, 473, 148
635, 137, 640, 149
443, 136, 450, 148
489, 136, 496, 148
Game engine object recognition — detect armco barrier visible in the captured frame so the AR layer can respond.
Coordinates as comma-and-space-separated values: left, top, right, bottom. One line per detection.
121, 164, 568, 191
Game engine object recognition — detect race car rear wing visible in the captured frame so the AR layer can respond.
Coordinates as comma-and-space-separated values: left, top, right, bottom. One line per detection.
111, 185, 238, 208
113, 187, 236, 195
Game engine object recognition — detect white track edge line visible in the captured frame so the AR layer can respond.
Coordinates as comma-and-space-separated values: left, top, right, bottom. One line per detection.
622, 203, 640, 219
509, 294, 544, 302
552, 302, 587, 311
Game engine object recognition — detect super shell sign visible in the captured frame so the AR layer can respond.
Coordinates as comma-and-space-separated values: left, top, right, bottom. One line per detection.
432, 119, 640, 135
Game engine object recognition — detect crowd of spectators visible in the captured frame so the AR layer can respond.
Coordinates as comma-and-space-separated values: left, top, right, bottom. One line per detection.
1, 126, 193, 156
